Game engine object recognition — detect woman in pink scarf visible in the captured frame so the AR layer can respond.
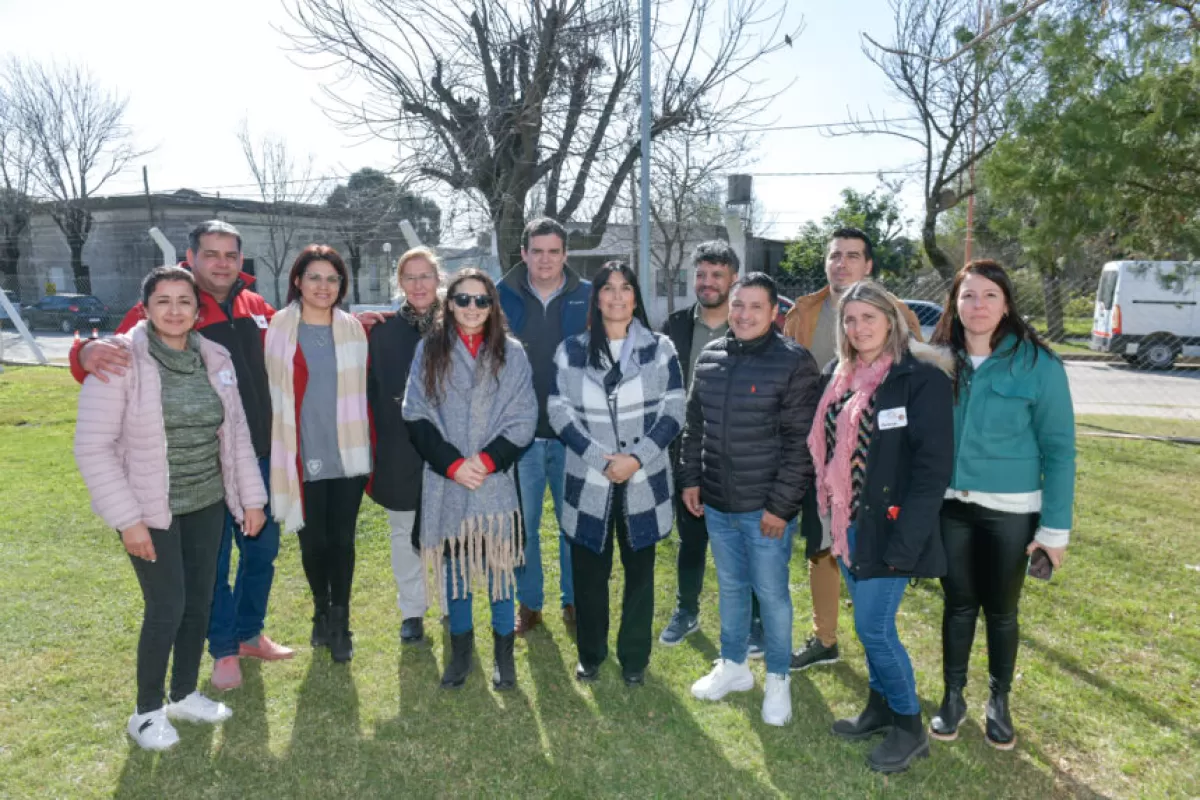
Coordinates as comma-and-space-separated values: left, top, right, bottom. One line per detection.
807, 280, 954, 775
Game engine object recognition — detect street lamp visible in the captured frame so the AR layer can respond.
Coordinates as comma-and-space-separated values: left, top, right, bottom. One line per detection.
382, 242, 393, 302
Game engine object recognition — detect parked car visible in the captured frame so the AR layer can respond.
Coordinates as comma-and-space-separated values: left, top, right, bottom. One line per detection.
25, 294, 112, 334
903, 299, 944, 341
0, 290, 21, 329
1090, 260, 1199, 369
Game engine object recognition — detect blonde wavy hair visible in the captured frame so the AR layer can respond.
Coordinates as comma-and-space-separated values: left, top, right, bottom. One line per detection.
395, 246, 443, 301
835, 280, 911, 366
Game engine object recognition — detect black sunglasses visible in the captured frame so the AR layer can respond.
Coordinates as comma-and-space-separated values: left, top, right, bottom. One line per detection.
452, 293, 493, 309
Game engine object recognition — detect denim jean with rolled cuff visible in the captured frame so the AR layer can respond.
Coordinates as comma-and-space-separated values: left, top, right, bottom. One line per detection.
445, 555, 516, 636
208, 457, 281, 659
514, 438, 574, 611
704, 506, 795, 676
837, 524, 920, 716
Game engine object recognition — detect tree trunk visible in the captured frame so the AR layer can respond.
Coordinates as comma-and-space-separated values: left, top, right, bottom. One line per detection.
69, 238, 92, 295
922, 208, 956, 280
349, 246, 363, 304
494, 196, 528, 276
1041, 263, 1066, 342
0, 234, 20, 293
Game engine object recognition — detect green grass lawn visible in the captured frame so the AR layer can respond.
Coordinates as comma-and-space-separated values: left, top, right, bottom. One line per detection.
1, 366, 1198, 798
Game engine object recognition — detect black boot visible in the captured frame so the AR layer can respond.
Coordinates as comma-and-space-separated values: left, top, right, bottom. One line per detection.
311, 599, 330, 648
492, 630, 516, 691
929, 686, 968, 741
867, 712, 930, 774
831, 689, 893, 740
441, 631, 474, 689
985, 691, 1016, 750
328, 605, 354, 663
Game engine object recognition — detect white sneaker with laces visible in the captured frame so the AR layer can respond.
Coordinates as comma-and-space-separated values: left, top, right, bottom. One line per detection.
762, 673, 793, 726
127, 708, 180, 751
691, 659, 755, 701
165, 691, 233, 724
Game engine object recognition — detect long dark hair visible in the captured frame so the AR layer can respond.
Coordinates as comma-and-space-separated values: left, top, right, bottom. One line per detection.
286, 244, 350, 306
586, 261, 651, 370
931, 259, 1055, 397
421, 268, 508, 404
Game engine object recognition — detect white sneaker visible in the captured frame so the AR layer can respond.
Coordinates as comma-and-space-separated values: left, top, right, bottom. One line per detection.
127, 708, 180, 751
691, 659, 755, 701
762, 673, 793, 726
165, 691, 233, 724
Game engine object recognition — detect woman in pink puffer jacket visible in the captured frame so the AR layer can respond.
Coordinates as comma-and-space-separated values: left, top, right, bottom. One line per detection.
74, 266, 266, 752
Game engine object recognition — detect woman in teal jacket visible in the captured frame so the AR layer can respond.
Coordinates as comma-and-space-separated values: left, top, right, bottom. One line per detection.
928, 260, 1076, 751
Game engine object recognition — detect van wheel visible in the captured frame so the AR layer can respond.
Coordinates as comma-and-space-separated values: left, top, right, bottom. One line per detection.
59, 319, 73, 334
1137, 336, 1179, 370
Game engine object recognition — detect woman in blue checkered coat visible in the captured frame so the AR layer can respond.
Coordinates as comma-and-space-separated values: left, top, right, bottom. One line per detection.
548, 261, 686, 687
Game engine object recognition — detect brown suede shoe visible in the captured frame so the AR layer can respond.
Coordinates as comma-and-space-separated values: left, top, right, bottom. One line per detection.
515, 603, 543, 635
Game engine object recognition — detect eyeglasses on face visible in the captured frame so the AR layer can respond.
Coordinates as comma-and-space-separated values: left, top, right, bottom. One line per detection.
452, 293, 492, 309
303, 272, 343, 286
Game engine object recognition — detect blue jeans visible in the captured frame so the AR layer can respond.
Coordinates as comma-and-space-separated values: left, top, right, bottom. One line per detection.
704, 506, 795, 675
207, 457, 281, 659
838, 525, 919, 715
515, 439, 573, 610
445, 556, 515, 636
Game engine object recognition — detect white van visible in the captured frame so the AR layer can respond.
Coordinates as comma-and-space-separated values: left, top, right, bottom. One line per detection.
1090, 260, 1199, 369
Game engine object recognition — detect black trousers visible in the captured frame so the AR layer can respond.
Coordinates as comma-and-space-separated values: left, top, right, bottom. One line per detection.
939, 499, 1038, 694
128, 501, 225, 713
572, 488, 657, 674
674, 493, 761, 622
298, 476, 368, 610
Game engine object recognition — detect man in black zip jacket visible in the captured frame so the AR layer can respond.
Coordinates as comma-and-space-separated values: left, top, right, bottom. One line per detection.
658, 241, 764, 651
681, 272, 821, 727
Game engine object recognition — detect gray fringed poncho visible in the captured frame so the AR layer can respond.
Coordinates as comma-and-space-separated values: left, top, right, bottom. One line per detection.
402, 334, 536, 602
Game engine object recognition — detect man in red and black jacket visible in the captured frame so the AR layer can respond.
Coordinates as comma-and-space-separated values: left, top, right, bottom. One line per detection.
72, 220, 295, 691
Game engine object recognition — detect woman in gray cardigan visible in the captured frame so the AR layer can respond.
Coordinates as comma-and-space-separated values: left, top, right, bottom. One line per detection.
403, 268, 536, 691
548, 262, 686, 686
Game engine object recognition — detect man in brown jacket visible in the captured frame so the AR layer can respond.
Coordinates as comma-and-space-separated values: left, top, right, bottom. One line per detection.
781, 227, 923, 672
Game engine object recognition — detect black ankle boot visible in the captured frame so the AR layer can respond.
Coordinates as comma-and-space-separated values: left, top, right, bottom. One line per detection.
492, 631, 516, 691
867, 712, 930, 774
831, 689, 893, 740
311, 600, 330, 648
441, 631, 474, 689
328, 605, 354, 663
985, 691, 1016, 750
929, 686, 968, 741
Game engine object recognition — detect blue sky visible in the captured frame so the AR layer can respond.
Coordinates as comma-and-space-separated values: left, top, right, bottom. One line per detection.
0, 0, 926, 244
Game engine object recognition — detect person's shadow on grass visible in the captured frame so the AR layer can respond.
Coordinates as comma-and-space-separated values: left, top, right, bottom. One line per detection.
279, 653, 364, 792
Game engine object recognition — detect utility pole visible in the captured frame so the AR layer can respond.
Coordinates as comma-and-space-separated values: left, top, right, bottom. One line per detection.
143, 166, 154, 225
638, 0, 652, 291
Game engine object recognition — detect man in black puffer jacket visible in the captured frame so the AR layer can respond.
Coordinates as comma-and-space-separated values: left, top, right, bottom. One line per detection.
681, 272, 821, 727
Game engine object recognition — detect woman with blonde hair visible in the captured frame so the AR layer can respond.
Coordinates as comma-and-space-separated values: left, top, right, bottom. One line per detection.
368, 246, 442, 645
808, 280, 954, 773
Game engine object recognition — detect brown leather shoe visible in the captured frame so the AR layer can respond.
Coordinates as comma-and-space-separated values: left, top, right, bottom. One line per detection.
562, 604, 577, 628
515, 603, 543, 635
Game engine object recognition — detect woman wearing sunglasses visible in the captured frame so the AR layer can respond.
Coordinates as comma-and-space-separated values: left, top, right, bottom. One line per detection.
403, 268, 536, 690
264, 245, 371, 664
547, 261, 685, 686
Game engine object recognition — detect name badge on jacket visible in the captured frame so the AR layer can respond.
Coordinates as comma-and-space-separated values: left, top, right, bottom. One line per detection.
252, 314, 269, 329
878, 407, 908, 430
218, 369, 236, 386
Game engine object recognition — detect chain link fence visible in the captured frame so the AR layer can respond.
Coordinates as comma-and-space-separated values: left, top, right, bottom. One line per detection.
3, 214, 1198, 434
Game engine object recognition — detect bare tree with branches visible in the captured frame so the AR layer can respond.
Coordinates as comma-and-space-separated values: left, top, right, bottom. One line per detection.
238, 122, 325, 305
4, 60, 144, 294
649, 133, 747, 314
848, 0, 1033, 278
281, 0, 799, 270
0, 83, 34, 293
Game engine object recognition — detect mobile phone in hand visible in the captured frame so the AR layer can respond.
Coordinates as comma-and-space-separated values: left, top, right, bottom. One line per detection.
1028, 548, 1054, 581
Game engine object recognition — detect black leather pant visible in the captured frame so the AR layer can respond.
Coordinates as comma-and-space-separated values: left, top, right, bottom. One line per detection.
939, 499, 1038, 694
